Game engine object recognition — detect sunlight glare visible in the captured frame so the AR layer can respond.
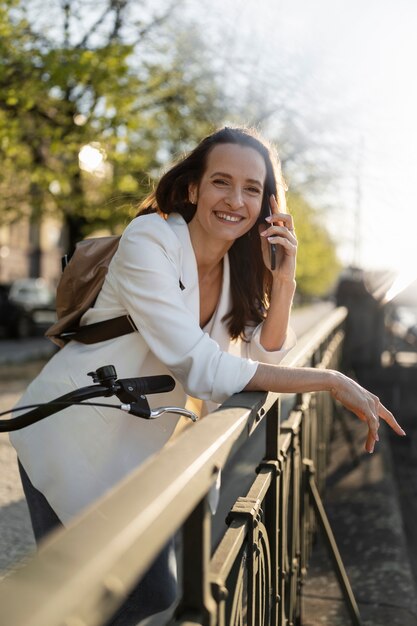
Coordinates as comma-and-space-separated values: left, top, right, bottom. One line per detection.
78, 143, 107, 176
383, 266, 417, 304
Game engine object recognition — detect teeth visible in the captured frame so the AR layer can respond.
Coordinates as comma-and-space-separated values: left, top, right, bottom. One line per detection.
215, 212, 242, 222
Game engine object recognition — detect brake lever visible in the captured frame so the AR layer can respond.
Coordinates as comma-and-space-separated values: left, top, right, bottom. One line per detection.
121, 403, 198, 422
150, 406, 198, 422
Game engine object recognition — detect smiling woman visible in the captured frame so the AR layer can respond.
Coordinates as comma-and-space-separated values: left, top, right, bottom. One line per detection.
138, 126, 297, 342
9, 126, 404, 625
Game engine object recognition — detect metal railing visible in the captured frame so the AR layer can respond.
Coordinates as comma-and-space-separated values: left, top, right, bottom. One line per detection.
0, 307, 350, 626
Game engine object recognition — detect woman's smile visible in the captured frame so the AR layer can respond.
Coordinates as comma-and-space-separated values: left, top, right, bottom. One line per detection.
213, 211, 244, 223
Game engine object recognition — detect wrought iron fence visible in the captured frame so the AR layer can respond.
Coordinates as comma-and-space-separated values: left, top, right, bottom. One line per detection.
0, 307, 351, 626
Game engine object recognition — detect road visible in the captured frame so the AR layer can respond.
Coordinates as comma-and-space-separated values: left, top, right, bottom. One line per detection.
0, 301, 334, 579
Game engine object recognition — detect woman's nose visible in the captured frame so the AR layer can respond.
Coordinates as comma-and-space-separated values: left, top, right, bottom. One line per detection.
225, 188, 244, 209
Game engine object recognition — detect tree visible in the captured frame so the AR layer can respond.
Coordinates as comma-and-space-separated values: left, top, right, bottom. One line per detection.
0, 0, 226, 259
0, 0, 342, 296
288, 192, 341, 297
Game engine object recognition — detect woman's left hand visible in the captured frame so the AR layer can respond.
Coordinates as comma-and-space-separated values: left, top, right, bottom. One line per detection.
259, 194, 297, 282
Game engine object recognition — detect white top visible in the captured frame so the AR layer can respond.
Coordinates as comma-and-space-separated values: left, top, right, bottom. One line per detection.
10, 213, 295, 523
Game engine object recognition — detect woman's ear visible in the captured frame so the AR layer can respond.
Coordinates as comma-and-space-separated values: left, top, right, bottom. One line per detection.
188, 183, 198, 205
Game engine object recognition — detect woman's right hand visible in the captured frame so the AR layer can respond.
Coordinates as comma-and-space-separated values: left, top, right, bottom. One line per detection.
246, 364, 405, 453
329, 371, 406, 453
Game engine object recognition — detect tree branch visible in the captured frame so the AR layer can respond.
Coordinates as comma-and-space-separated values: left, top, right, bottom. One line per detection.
131, 0, 179, 44
75, 2, 114, 49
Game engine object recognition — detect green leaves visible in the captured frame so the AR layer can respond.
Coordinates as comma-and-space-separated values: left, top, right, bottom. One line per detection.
0, 1, 226, 245
288, 192, 341, 297
0, 0, 341, 298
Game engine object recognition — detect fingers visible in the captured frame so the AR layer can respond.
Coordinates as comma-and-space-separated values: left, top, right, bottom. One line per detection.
269, 193, 279, 214
261, 223, 297, 256
263, 198, 296, 249
332, 375, 405, 453
274, 186, 287, 214
268, 194, 292, 225
364, 395, 405, 453
262, 226, 297, 243
263, 235, 297, 257
365, 429, 377, 454
378, 402, 406, 436
366, 411, 380, 453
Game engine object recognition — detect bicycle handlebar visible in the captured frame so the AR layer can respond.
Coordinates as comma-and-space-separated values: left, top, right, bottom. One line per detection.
0, 365, 199, 432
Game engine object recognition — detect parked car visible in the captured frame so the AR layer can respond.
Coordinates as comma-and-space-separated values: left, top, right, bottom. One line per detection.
0, 284, 34, 338
0, 279, 56, 339
9, 278, 56, 327
9, 278, 55, 310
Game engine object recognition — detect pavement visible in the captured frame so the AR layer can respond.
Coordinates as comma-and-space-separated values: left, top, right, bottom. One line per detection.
302, 411, 417, 626
0, 360, 45, 578
0, 336, 57, 366
0, 334, 57, 580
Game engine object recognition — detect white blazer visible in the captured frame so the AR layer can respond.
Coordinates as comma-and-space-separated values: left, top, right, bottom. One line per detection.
10, 213, 295, 523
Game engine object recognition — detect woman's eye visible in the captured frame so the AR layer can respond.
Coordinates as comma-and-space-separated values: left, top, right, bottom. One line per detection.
213, 179, 228, 186
246, 186, 261, 194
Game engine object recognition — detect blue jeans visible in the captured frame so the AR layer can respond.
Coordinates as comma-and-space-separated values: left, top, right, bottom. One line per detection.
18, 460, 177, 625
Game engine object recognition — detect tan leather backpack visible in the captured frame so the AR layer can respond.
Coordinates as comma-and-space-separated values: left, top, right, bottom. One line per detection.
45, 235, 136, 347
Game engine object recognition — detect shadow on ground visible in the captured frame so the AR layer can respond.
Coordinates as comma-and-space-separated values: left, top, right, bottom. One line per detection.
302, 412, 417, 626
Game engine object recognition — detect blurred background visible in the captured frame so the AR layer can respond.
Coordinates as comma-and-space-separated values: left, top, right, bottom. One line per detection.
1, 0, 417, 329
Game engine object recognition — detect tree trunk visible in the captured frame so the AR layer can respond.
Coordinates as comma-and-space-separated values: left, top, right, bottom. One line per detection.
63, 214, 89, 254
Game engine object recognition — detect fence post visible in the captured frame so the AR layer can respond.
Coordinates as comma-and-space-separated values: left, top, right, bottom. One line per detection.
173, 498, 217, 626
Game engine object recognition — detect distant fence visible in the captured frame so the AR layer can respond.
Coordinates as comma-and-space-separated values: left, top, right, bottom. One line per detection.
0, 307, 348, 626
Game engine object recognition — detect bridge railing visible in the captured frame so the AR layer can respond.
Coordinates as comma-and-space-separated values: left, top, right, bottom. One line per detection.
0, 307, 347, 626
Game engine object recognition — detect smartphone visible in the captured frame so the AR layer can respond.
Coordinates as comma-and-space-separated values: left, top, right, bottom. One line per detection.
268, 205, 277, 271
267, 181, 287, 271
262, 184, 277, 271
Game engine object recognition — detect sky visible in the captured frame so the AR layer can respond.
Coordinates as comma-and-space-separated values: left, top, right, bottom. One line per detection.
192, 0, 417, 275
30, 0, 417, 276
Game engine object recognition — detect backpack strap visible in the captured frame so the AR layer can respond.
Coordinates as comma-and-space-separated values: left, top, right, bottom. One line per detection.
57, 315, 137, 345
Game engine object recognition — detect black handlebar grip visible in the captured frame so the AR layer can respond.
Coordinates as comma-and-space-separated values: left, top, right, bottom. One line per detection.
118, 375, 175, 396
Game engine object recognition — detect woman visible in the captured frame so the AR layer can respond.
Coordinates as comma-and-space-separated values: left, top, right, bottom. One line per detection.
10, 126, 404, 624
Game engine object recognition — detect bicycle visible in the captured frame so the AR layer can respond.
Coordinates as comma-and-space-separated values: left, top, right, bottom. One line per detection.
0, 364, 199, 431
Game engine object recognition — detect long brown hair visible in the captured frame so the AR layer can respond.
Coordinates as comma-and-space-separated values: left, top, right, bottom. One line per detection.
137, 126, 285, 340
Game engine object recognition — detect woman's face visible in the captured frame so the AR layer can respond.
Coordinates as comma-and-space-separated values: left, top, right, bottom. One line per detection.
188, 143, 267, 244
